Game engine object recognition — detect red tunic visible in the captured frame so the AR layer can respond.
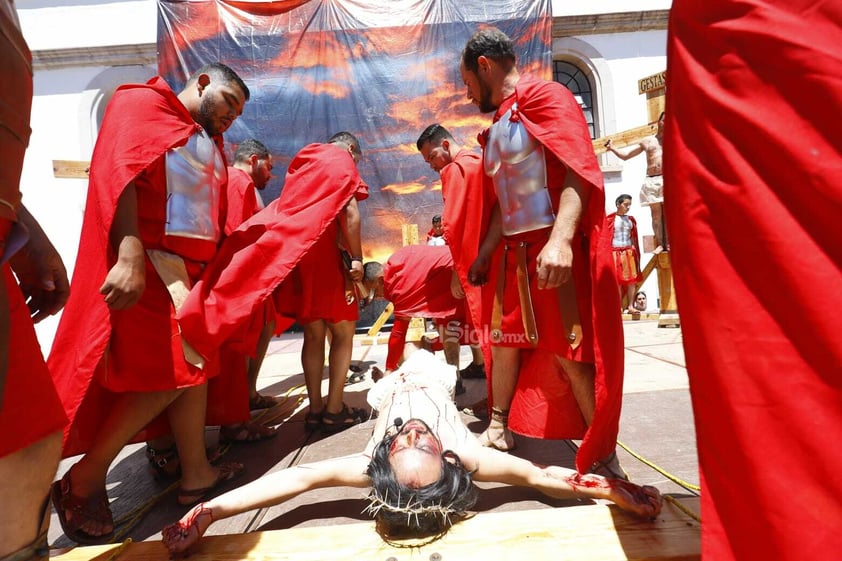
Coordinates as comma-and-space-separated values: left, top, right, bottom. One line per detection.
47, 77, 244, 457
480, 77, 624, 473
177, 143, 368, 358
383, 245, 461, 320
667, 2, 842, 558
224, 167, 261, 236
0, 6, 67, 456
0, 266, 67, 457
604, 212, 642, 286
440, 151, 494, 333
381, 245, 464, 370
221, 166, 276, 353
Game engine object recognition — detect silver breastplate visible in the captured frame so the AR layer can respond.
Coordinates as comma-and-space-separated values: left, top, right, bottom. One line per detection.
164, 129, 225, 242
484, 103, 555, 236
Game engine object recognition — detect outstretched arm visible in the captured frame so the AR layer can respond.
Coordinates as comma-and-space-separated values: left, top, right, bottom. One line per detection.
604, 139, 644, 161
471, 447, 661, 518
163, 454, 371, 555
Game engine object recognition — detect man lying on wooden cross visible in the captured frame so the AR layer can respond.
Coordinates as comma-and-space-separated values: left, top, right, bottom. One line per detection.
162, 351, 662, 555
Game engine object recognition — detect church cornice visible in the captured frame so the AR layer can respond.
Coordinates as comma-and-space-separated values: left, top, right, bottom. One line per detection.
553, 9, 669, 36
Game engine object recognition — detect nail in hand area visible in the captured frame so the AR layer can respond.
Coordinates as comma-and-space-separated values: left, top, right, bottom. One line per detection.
162, 503, 214, 556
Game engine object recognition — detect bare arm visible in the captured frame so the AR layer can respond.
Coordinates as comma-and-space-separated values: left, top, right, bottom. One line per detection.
10, 205, 70, 323
471, 447, 661, 518
163, 454, 371, 554
99, 181, 146, 310
338, 197, 363, 282
604, 139, 644, 161
468, 203, 502, 286
535, 170, 589, 289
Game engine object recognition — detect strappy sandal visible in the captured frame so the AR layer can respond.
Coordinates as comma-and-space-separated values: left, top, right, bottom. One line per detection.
459, 362, 486, 379
321, 404, 367, 434
50, 471, 114, 545
146, 444, 181, 481
249, 393, 279, 410
177, 462, 245, 506
590, 451, 630, 481
219, 422, 277, 444
304, 410, 323, 433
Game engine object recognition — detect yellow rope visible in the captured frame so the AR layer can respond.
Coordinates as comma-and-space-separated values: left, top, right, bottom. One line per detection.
617, 439, 701, 492
103, 538, 132, 561
664, 495, 701, 523
615, 440, 702, 524
102, 383, 309, 543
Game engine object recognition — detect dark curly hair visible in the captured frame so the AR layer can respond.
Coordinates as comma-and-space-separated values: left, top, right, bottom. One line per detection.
365, 424, 478, 540
461, 27, 516, 74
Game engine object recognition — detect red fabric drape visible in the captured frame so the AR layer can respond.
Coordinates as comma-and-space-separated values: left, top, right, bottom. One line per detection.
666, 1, 842, 558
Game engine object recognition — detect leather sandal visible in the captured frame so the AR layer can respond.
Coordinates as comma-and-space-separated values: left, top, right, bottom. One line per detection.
321, 404, 367, 434
177, 462, 245, 506
50, 471, 114, 545
304, 410, 323, 433
146, 444, 181, 481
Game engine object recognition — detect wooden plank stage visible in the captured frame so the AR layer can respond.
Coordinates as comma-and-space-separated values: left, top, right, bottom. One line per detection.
53, 497, 700, 561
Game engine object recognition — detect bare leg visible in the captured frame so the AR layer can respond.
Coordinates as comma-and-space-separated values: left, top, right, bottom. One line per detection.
301, 320, 327, 414
324, 319, 355, 414
167, 383, 221, 492
558, 357, 595, 425
558, 357, 627, 479
0, 430, 61, 556
625, 284, 637, 314
248, 319, 276, 402
61, 388, 180, 537
650, 202, 666, 252
470, 344, 485, 366
478, 345, 519, 451
439, 323, 460, 370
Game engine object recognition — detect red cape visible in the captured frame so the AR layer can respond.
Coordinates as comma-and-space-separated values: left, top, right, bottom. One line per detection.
667, 2, 842, 558
177, 143, 367, 359
47, 77, 246, 457
224, 166, 261, 235
383, 245, 459, 318
483, 77, 623, 473
440, 150, 494, 332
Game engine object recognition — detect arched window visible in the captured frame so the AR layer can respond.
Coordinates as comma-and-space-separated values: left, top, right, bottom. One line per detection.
553, 60, 596, 139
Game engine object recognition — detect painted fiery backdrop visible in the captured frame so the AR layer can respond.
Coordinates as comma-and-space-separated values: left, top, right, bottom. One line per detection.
157, 0, 552, 264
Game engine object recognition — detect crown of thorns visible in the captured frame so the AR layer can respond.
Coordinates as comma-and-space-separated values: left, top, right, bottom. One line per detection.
363, 489, 458, 525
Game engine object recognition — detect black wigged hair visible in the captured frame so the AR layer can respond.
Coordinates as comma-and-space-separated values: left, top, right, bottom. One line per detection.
365, 427, 478, 539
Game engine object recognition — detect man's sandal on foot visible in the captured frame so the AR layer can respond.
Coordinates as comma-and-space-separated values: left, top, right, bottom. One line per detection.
590, 451, 630, 481
50, 471, 114, 545
219, 422, 277, 444
249, 394, 279, 410
304, 410, 323, 433
321, 404, 367, 434
146, 444, 181, 481
177, 462, 245, 506
477, 407, 516, 451
459, 362, 486, 379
